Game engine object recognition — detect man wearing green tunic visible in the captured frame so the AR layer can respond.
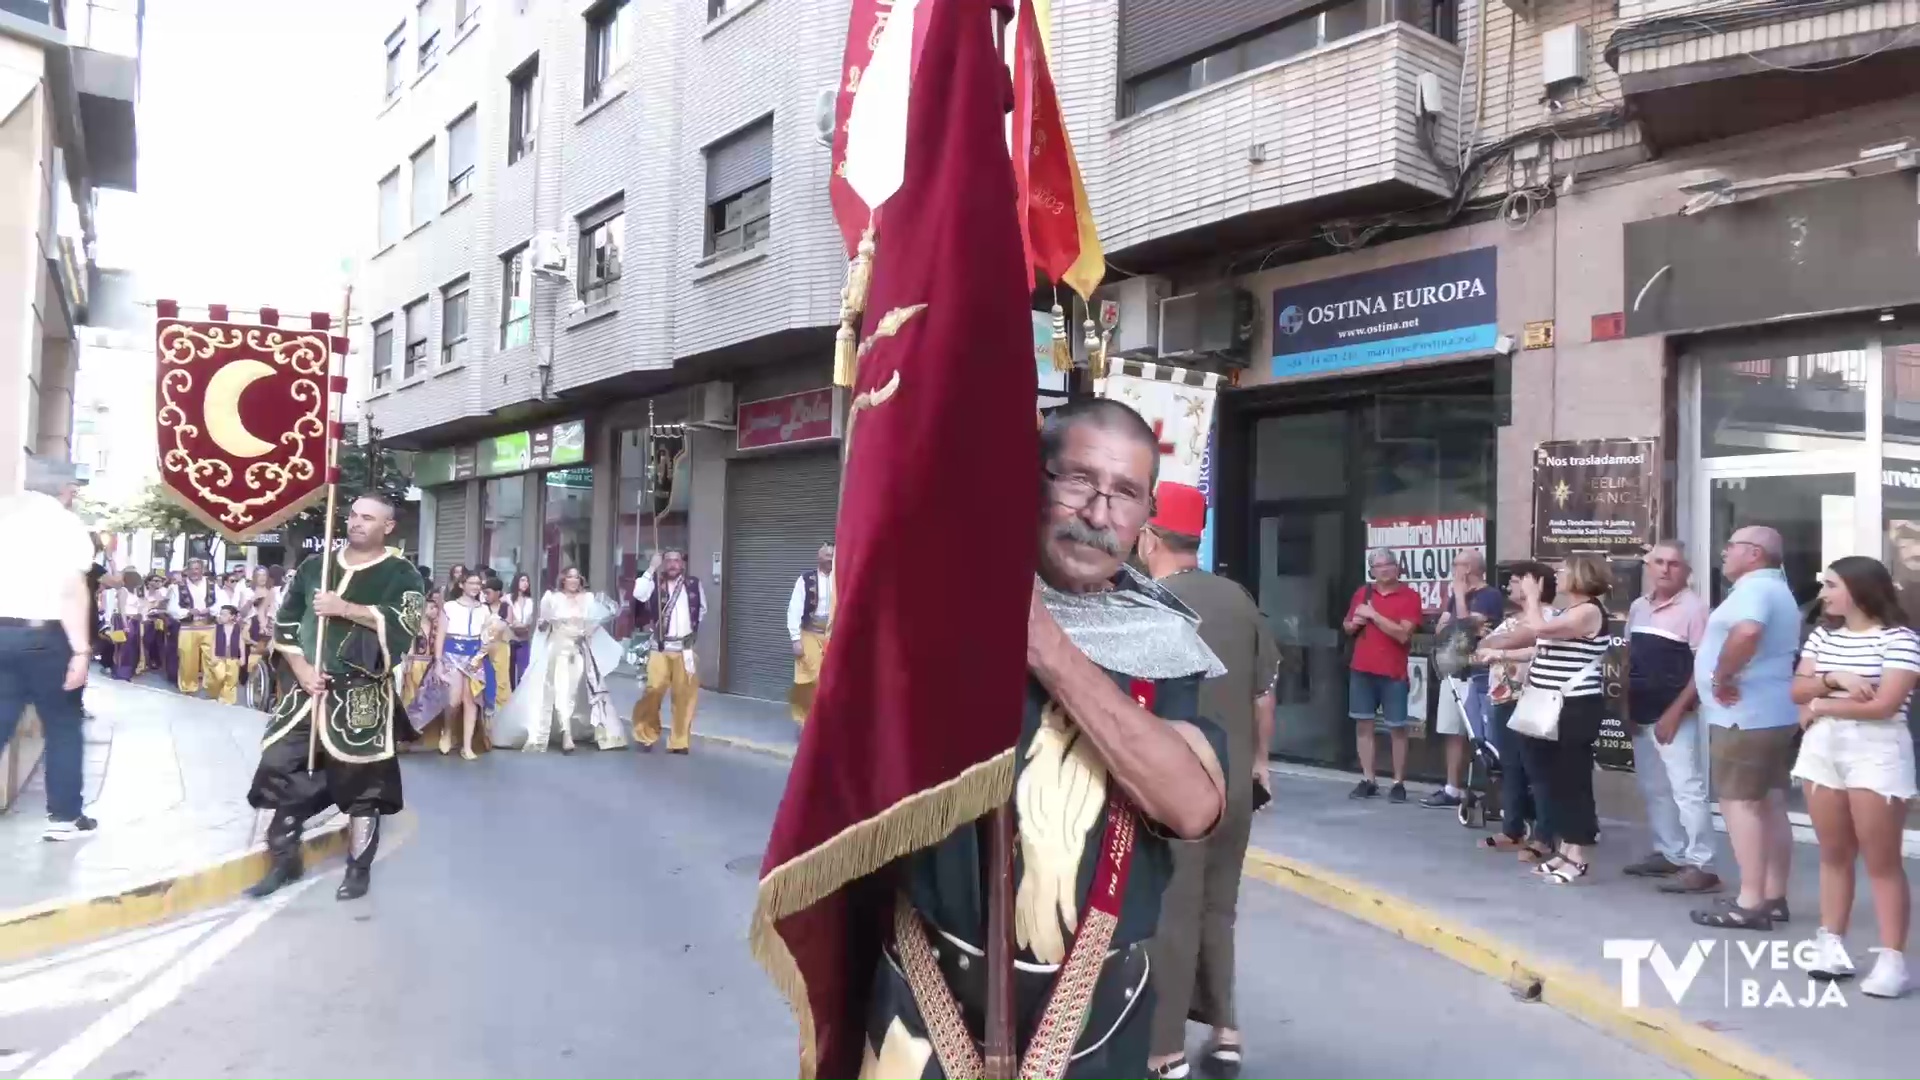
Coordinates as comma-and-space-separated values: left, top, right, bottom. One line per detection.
245, 494, 427, 901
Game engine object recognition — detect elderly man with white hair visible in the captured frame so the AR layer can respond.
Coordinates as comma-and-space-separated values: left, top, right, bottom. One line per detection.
1343, 547, 1424, 802
0, 455, 100, 839
1690, 526, 1802, 931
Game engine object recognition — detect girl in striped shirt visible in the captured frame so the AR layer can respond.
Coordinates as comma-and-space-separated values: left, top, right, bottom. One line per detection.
1790, 555, 1917, 999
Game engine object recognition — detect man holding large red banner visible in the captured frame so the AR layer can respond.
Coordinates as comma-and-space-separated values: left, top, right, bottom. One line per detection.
751, 2, 1228, 1077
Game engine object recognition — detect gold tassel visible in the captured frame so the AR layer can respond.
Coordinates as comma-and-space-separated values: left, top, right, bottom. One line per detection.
1049, 301, 1072, 372
833, 223, 878, 387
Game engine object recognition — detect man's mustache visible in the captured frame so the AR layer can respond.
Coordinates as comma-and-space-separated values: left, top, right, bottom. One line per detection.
1055, 518, 1121, 556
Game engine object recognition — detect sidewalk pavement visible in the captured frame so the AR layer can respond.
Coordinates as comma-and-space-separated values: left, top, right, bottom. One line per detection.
0, 675, 345, 960
1249, 766, 1916, 1080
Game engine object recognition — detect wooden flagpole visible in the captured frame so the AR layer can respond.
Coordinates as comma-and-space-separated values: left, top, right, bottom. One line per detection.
983, 11, 1018, 1077
307, 286, 354, 773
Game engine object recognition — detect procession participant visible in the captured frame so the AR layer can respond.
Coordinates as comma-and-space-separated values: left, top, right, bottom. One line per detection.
506, 572, 535, 689
859, 400, 1228, 1077
631, 548, 705, 753
168, 557, 218, 694
493, 566, 628, 753
414, 570, 496, 760
250, 566, 279, 618
245, 493, 428, 902
750, 13, 1216, 1074
398, 590, 441, 713
786, 542, 835, 727
107, 570, 144, 681
483, 577, 514, 710
217, 568, 251, 614
1136, 482, 1279, 1080
204, 605, 245, 706
246, 594, 277, 710
142, 573, 172, 681
91, 568, 114, 671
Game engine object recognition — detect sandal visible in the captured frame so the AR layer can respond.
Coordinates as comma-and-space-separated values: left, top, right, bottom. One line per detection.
1150, 1056, 1191, 1080
1541, 859, 1590, 884
1691, 902, 1774, 931
1711, 896, 1789, 923
1518, 844, 1554, 864
1479, 834, 1526, 851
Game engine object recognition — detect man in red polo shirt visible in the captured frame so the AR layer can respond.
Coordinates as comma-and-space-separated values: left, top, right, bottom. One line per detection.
1344, 548, 1424, 801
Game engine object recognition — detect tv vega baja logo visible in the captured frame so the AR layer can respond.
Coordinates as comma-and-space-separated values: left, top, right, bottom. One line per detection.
1604, 939, 1848, 1009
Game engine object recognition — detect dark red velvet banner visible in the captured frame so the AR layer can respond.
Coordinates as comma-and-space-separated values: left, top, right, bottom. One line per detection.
155, 317, 333, 541
752, 0, 1039, 1076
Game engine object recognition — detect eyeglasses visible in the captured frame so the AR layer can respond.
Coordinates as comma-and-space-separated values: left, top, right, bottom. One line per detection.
1043, 467, 1153, 526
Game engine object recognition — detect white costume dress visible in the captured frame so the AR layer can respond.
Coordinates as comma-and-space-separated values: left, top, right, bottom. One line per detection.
491, 591, 627, 751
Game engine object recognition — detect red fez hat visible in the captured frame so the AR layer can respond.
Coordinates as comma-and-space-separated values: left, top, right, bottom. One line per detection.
1149, 481, 1207, 536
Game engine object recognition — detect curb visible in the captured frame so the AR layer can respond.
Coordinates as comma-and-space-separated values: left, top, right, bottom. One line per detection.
689, 730, 800, 760
1240, 848, 1808, 1080
0, 822, 348, 963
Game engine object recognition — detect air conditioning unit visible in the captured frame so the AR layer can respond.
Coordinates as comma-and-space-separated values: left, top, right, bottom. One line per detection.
1099, 275, 1172, 354
1158, 286, 1255, 366
687, 381, 736, 428
532, 230, 570, 281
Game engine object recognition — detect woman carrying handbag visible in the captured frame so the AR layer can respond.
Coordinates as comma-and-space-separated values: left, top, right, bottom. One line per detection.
1480, 554, 1613, 884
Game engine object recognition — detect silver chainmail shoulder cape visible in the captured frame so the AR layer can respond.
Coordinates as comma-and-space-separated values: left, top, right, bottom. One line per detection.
1038, 564, 1226, 681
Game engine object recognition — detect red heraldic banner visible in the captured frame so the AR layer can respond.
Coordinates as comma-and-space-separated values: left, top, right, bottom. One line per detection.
155, 316, 333, 541
751, 0, 1038, 1076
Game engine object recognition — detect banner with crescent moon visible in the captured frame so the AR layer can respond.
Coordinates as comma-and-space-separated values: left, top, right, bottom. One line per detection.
155, 316, 334, 541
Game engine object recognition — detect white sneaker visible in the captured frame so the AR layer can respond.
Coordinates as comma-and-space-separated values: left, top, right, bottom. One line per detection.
1861, 949, 1910, 999
1809, 928, 1856, 980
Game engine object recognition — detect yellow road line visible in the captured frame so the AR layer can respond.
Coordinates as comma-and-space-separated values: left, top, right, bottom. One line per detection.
1241, 847, 1809, 1080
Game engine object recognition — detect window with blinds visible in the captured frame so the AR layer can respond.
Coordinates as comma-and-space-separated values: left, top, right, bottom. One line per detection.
704, 117, 773, 257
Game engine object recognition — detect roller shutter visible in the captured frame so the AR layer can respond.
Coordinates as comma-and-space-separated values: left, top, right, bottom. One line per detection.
722, 450, 841, 701
432, 485, 469, 585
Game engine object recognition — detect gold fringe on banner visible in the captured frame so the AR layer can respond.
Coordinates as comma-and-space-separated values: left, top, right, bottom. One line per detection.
833, 222, 878, 387
1049, 298, 1072, 373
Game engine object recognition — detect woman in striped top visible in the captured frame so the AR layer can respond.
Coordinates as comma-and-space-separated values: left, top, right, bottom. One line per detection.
1483, 554, 1612, 884
1789, 555, 1917, 998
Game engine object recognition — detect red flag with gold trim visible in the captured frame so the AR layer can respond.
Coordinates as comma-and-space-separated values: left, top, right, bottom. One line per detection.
1011, 0, 1103, 300
154, 305, 340, 541
751, 0, 1037, 1075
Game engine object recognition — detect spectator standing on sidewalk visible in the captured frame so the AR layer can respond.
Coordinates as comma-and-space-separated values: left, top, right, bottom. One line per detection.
1691, 526, 1801, 931
1506, 556, 1612, 883
1343, 549, 1423, 802
1137, 482, 1279, 1080
1425, 549, 1505, 810
0, 455, 99, 840
1473, 561, 1554, 855
1789, 556, 1916, 998
1623, 540, 1720, 894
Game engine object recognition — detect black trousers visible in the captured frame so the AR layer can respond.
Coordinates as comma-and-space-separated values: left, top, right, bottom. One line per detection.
1490, 701, 1537, 842
1517, 694, 1603, 848
247, 717, 402, 818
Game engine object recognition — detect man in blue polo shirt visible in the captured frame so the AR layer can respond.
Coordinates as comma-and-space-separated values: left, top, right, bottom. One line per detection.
1690, 526, 1801, 931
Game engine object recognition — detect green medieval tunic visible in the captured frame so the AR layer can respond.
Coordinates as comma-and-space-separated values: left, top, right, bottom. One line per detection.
247, 547, 427, 817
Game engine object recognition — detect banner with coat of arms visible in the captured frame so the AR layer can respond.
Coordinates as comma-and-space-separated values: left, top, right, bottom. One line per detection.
1094, 358, 1221, 488
154, 303, 344, 542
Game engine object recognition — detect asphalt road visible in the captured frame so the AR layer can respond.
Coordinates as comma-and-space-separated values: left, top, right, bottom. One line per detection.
0, 741, 1681, 1079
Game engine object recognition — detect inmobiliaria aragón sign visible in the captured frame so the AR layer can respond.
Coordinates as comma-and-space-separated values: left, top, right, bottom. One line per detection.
1531, 439, 1659, 557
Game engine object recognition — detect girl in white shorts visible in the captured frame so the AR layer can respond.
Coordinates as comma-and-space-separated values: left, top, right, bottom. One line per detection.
1790, 555, 1918, 999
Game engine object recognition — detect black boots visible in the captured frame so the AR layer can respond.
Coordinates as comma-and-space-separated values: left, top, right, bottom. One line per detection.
335, 814, 380, 901
245, 810, 305, 899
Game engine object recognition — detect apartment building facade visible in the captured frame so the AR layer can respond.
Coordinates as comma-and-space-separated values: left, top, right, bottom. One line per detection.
1053, 0, 1920, 776
356, 0, 847, 701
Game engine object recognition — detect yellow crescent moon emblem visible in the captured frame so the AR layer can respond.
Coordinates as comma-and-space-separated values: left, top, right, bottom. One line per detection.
202, 359, 279, 460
